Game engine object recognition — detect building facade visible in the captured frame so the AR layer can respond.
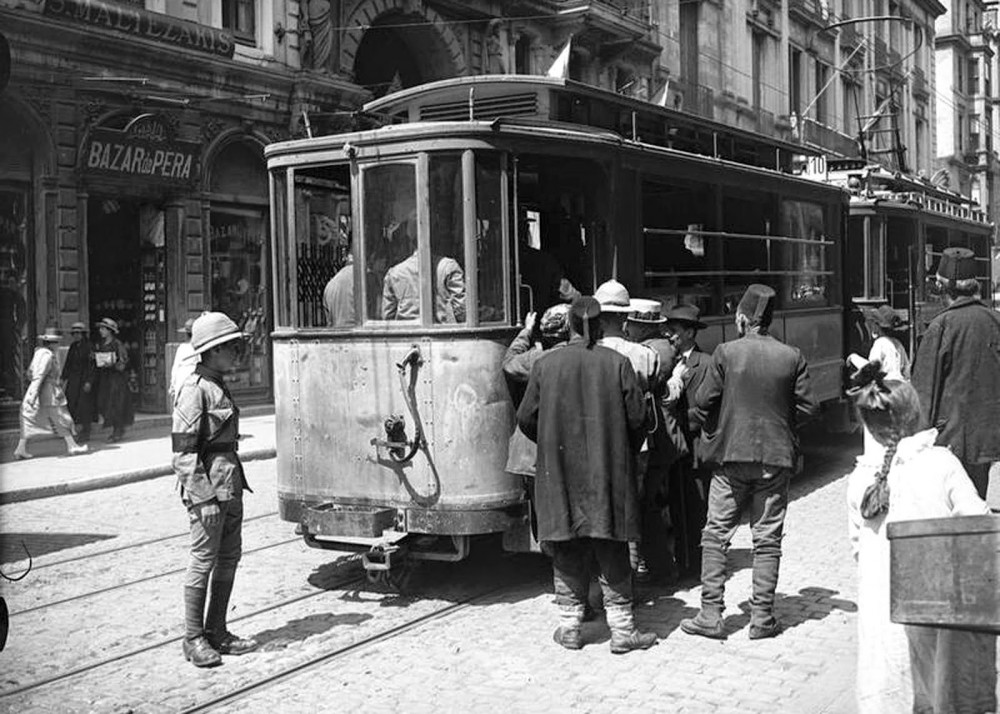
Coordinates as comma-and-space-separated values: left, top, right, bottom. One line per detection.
0, 0, 662, 423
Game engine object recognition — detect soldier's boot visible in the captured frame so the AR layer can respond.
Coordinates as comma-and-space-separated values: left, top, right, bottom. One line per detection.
182, 586, 221, 667
204, 573, 257, 655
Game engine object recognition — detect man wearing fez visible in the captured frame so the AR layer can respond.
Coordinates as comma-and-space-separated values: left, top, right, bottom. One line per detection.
912, 247, 1000, 499
517, 296, 657, 654
681, 284, 817, 641
663, 303, 713, 578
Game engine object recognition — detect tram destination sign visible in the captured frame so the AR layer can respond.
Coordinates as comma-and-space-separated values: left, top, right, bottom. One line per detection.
43, 0, 235, 58
82, 114, 200, 187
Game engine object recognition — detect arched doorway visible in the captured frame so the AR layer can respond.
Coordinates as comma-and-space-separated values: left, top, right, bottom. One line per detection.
353, 11, 458, 97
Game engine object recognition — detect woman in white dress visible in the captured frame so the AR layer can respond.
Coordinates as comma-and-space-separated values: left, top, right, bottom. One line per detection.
846, 363, 995, 713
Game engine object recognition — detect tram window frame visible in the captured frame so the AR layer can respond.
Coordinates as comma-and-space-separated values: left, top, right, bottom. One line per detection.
270, 168, 293, 328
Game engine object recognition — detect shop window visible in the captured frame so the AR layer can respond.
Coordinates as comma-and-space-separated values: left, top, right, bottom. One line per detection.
362, 163, 418, 322
222, 0, 255, 45
427, 153, 466, 324
293, 165, 352, 328
476, 152, 507, 324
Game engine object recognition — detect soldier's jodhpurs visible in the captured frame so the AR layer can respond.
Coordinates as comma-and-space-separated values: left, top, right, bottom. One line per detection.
550, 538, 634, 633
699, 463, 790, 629
184, 490, 243, 639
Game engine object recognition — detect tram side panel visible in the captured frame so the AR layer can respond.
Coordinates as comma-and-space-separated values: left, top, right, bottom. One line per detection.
274, 335, 524, 538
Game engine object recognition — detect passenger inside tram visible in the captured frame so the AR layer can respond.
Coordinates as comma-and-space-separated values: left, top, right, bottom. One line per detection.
381, 226, 467, 323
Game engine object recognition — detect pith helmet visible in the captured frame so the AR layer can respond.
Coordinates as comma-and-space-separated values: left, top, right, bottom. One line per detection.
191, 312, 244, 354
594, 279, 632, 313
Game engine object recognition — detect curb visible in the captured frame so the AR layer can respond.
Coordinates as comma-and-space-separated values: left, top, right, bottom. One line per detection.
0, 447, 277, 505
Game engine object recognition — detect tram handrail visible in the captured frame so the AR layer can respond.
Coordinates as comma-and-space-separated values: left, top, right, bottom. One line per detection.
643, 227, 835, 245
645, 269, 835, 278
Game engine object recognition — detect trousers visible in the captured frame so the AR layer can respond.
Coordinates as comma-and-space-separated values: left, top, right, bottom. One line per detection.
549, 538, 633, 631
185, 492, 244, 590
700, 462, 790, 628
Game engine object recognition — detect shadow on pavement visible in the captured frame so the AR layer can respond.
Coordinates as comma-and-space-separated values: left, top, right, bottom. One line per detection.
253, 612, 375, 651
0, 531, 116, 562
732, 586, 857, 636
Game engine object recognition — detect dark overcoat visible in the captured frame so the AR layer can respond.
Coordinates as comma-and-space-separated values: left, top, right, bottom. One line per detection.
678, 346, 711, 465
62, 338, 96, 425
516, 338, 646, 542
911, 297, 1000, 465
695, 333, 817, 469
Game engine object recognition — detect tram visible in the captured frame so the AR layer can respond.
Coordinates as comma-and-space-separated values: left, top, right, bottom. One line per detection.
265, 75, 848, 578
812, 160, 994, 358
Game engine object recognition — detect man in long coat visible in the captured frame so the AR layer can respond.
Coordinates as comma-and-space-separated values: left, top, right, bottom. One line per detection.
517, 296, 657, 654
62, 321, 95, 442
912, 247, 1000, 499
681, 284, 817, 641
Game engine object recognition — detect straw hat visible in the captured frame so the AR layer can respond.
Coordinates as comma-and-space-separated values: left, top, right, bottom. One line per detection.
38, 327, 62, 343
95, 317, 119, 334
594, 279, 632, 313
191, 312, 244, 354
627, 298, 666, 324
70, 322, 87, 333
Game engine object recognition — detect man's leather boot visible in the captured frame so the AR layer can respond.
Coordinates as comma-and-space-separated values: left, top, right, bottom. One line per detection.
182, 636, 222, 667
206, 630, 259, 655
680, 609, 726, 640
606, 603, 658, 654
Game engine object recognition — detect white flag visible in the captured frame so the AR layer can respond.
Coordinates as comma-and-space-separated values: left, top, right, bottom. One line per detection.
651, 79, 670, 107
546, 36, 572, 79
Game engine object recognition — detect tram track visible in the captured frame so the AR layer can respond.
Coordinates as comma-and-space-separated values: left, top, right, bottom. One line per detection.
180, 580, 520, 714
0, 560, 367, 699
4, 511, 282, 572
8, 533, 301, 617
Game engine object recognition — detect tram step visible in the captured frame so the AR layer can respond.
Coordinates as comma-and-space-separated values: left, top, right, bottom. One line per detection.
302, 502, 398, 539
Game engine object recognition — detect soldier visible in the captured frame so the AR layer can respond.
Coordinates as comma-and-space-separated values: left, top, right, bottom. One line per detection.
173, 312, 257, 667
681, 285, 817, 641
911, 247, 1000, 499
517, 296, 657, 654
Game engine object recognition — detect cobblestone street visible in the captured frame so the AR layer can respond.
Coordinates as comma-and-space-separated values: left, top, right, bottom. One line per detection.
0, 436, 995, 713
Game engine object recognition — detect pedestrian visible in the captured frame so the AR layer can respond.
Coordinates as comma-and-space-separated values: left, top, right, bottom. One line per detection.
169, 317, 200, 404
911, 247, 1000, 499
625, 298, 686, 582
61, 321, 96, 443
517, 296, 657, 654
846, 359, 995, 714
848, 304, 911, 467
594, 280, 659, 392
92, 317, 133, 443
173, 311, 257, 668
663, 303, 712, 579
13, 327, 89, 459
681, 284, 817, 640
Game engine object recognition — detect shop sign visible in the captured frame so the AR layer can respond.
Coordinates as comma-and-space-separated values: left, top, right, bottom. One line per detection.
43, 0, 234, 58
82, 114, 201, 186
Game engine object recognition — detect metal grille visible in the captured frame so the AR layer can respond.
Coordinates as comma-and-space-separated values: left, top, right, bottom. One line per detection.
418, 92, 539, 121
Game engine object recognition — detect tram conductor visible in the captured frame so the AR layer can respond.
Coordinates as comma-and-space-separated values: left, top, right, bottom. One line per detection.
172, 312, 258, 667
517, 296, 658, 654
681, 284, 817, 641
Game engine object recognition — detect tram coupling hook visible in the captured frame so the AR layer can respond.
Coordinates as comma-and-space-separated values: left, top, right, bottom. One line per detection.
396, 344, 423, 371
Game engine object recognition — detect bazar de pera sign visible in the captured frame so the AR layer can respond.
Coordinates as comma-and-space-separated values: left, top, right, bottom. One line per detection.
44, 0, 234, 58
82, 114, 201, 186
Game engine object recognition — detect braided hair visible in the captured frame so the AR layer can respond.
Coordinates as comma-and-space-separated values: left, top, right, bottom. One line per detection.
847, 359, 922, 520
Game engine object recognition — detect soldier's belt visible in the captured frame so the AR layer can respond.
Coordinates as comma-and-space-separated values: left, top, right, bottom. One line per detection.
202, 442, 238, 454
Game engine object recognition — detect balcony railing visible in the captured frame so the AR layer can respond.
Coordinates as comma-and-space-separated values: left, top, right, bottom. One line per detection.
801, 117, 860, 158
789, 0, 831, 25
596, 0, 651, 23
672, 79, 715, 121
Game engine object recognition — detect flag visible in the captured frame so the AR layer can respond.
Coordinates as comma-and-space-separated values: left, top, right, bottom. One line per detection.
546, 36, 572, 79
651, 78, 670, 107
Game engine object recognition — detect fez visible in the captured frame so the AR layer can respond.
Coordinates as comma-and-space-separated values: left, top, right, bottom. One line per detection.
935, 247, 977, 282
736, 284, 776, 325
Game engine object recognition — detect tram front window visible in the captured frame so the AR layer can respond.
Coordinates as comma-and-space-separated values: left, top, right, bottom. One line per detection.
363, 164, 419, 322
476, 152, 506, 323
427, 154, 467, 324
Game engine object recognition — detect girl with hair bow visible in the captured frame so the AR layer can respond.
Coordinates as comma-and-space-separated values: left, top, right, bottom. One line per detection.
845, 359, 996, 714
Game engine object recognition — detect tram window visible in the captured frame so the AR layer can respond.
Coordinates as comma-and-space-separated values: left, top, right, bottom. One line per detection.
293, 165, 352, 328
886, 217, 912, 309
476, 152, 506, 324
271, 169, 292, 327
780, 200, 830, 307
364, 164, 419, 322
923, 226, 948, 304
427, 154, 467, 324
722, 192, 777, 313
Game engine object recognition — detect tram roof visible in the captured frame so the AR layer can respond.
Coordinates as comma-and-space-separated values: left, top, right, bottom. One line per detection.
264, 119, 847, 196
359, 75, 817, 171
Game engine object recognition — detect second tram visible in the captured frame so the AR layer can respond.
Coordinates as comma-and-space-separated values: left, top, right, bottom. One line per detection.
265, 75, 850, 577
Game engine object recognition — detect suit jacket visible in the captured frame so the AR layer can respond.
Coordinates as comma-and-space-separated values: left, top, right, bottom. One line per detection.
517, 338, 646, 542
911, 297, 1000, 464
678, 345, 711, 464
695, 333, 817, 469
